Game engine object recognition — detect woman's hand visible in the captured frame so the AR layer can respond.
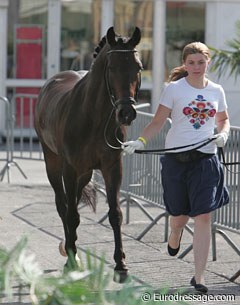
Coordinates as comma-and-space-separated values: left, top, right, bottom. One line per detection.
213, 132, 228, 147
215, 111, 230, 147
122, 139, 145, 154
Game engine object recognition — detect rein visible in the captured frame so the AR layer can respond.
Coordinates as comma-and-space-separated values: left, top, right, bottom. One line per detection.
103, 108, 123, 150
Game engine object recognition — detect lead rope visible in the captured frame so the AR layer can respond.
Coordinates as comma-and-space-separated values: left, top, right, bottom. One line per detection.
218, 147, 240, 174
104, 108, 123, 150
134, 137, 215, 154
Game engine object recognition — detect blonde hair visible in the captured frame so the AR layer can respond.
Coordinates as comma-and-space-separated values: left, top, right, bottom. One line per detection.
168, 42, 211, 82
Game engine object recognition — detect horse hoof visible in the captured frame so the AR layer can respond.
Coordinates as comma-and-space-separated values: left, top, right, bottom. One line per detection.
75, 253, 82, 267
64, 253, 81, 272
113, 270, 129, 283
59, 241, 67, 257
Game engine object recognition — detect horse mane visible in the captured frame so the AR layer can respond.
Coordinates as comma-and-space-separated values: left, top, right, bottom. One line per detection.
93, 36, 107, 58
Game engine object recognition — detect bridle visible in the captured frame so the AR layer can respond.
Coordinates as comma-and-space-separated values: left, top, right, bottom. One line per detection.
104, 49, 142, 150
104, 49, 142, 108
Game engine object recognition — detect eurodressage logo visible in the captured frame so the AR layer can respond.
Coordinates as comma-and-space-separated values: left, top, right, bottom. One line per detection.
140, 292, 236, 303
183, 95, 216, 129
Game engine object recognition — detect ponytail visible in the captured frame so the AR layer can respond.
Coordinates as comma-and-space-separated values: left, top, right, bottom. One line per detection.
168, 65, 188, 82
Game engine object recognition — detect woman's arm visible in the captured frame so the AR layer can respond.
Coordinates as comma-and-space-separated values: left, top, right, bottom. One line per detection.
140, 104, 172, 142
122, 104, 171, 154
213, 110, 230, 147
215, 110, 230, 134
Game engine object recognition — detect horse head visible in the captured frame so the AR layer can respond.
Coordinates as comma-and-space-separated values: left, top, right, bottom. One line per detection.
105, 27, 142, 126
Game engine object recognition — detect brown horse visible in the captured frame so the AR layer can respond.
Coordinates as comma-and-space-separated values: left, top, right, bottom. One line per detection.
34, 27, 142, 282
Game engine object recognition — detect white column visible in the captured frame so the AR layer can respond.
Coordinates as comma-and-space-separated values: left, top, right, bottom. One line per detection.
205, 1, 240, 127
47, 0, 61, 78
0, 0, 8, 133
101, 0, 114, 37
151, 0, 166, 113
0, 0, 8, 97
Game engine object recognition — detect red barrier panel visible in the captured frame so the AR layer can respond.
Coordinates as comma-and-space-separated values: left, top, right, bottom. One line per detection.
15, 26, 43, 128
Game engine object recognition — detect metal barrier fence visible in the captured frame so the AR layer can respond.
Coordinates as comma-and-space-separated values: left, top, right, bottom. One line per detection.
10, 94, 43, 161
0, 95, 239, 277
0, 94, 43, 182
212, 126, 240, 278
0, 96, 12, 182
215, 126, 240, 233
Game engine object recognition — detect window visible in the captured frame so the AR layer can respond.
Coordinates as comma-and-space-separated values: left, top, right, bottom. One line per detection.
114, 0, 153, 102
166, 1, 205, 77
7, 0, 48, 79
60, 0, 101, 71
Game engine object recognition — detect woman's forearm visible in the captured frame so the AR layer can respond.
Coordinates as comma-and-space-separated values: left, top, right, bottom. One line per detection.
140, 104, 171, 143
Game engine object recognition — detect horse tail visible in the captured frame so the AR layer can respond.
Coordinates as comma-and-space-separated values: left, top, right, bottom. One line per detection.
81, 182, 97, 212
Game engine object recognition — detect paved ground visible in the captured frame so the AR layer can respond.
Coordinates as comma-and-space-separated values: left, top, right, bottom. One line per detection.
0, 155, 239, 304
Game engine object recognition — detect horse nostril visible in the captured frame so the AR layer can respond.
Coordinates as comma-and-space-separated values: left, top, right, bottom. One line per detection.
117, 106, 136, 125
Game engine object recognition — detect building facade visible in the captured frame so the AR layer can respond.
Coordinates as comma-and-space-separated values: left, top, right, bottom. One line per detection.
0, 0, 239, 133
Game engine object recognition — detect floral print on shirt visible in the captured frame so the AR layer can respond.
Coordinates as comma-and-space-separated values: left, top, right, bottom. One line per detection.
183, 95, 216, 129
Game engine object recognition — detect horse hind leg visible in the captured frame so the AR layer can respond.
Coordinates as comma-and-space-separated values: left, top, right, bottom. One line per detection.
61, 162, 79, 259
41, 143, 69, 257
42, 143, 89, 269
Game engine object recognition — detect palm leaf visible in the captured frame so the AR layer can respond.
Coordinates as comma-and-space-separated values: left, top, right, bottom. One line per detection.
209, 21, 240, 80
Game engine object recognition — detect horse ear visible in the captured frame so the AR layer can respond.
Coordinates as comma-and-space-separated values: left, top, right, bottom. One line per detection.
128, 27, 141, 47
106, 27, 117, 46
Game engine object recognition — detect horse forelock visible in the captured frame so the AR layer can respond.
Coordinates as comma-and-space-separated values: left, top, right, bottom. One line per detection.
93, 33, 135, 60
90, 32, 140, 73
115, 36, 129, 45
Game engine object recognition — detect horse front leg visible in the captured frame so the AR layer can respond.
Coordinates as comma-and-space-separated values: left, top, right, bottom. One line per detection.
102, 161, 128, 283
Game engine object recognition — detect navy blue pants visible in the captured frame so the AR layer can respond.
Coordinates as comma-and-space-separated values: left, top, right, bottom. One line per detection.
161, 154, 229, 217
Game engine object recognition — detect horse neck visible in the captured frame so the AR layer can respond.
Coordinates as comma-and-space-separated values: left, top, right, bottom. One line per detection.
70, 49, 115, 130
86, 49, 113, 113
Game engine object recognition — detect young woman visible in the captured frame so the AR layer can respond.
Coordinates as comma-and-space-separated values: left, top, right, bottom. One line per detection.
123, 42, 230, 293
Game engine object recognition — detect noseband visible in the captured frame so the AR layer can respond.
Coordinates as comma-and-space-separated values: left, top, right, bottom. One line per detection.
115, 97, 136, 107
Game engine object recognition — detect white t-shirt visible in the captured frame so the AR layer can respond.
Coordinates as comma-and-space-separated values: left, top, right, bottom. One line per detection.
160, 78, 228, 154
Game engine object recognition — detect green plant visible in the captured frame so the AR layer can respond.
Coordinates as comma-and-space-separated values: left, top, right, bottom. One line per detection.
210, 20, 240, 80
0, 238, 187, 305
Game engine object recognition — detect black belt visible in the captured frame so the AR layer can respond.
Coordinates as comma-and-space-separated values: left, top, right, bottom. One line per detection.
167, 150, 215, 163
